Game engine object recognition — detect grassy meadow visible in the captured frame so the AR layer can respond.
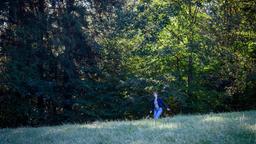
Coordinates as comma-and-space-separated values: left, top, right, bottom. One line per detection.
0, 110, 255, 144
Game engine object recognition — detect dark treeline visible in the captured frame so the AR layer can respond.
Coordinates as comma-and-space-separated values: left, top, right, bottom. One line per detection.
0, 0, 255, 128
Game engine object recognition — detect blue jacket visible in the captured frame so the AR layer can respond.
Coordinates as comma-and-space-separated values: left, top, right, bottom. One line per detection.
151, 98, 168, 111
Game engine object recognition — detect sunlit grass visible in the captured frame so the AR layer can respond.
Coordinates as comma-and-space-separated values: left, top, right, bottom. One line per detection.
0, 110, 255, 144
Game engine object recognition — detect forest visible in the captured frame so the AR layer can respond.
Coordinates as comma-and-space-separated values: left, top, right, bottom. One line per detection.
0, 0, 255, 128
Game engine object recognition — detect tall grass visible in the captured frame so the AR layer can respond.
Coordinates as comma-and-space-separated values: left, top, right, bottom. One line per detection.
0, 110, 255, 144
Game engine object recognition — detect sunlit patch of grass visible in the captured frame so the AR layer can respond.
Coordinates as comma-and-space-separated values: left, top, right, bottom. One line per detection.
202, 116, 226, 122
245, 124, 256, 131
0, 110, 255, 144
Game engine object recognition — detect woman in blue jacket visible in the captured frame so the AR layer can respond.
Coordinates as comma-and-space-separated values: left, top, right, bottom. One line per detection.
150, 91, 170, 120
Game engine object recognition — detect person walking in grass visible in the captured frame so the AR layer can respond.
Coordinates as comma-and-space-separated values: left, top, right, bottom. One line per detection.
150, 91, 170, 120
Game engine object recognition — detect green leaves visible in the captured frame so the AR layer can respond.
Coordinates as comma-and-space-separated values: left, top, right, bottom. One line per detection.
1, 0, 256, 127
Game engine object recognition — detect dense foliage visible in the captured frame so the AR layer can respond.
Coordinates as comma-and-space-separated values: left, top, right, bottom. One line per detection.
0, 0, 255, 127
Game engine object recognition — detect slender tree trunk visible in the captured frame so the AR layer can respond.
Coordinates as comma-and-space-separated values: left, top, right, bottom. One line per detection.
187, 1, 199, 97
187, 1, 193, 97
187, 53, 193, 96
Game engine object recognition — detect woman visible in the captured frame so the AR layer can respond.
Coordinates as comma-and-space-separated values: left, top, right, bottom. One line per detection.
150, 91, 170, 120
